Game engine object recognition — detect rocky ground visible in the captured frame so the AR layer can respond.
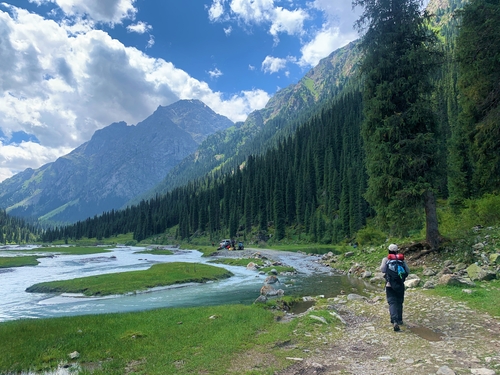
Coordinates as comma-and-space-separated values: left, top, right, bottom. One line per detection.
215, 248, 500, 375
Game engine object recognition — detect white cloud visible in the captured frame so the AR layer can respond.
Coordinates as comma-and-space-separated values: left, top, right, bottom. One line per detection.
208, 0, 226, 21
208, 0, 308, 40
223, 25, 232, 36
0, 141, 72, 181
261, 55, 292, 74
0, 5, 270, 182
299, 26, 355, 67
208, 68, 223, 79
127, 21, 152, 34
30, 0, 138, 24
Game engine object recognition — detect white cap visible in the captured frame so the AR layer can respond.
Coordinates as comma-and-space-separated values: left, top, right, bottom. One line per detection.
388, 244, 398, 252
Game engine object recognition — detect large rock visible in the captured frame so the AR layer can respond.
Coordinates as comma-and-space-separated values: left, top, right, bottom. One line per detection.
467, 264, 497, 281
490, 253, 500, 265
264, 275, 280, 284
405, 277, 421, 288
438, 274, 475, 286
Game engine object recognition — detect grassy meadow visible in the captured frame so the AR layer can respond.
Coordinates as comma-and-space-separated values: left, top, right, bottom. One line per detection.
26, 262, 233, 296
0, 304, 340, 375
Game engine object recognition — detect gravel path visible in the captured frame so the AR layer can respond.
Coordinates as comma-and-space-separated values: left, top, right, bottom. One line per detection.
213, 248, 500, 375
275, 287, 500, 375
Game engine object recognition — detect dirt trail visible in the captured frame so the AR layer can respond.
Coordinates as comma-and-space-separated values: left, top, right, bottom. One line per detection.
214, 247, 500, 374
276, 285, 500, 374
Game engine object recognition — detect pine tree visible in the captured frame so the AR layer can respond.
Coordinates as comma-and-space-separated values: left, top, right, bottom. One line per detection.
353, 0, 443, 248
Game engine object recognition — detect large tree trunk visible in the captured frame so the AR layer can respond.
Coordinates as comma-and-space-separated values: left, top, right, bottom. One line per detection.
424, 190, 441, 250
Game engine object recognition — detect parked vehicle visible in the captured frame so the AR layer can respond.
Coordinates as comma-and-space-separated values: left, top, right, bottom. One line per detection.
218, 239, 231, 249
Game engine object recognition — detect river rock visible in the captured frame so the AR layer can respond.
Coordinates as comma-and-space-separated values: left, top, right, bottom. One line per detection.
247, 262, 259, 271
264, 275, 280, 284
260, 284, 284, 296
69, 351, 80, 359
254, 295, 267, 303
344, 251, 355, 258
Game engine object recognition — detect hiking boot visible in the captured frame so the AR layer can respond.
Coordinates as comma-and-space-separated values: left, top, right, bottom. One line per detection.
393, 323, 400, 332
398, 321, 404, 325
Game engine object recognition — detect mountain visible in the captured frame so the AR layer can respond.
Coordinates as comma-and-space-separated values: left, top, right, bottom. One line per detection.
134, 40, 361, 202
0, 100, 233, 223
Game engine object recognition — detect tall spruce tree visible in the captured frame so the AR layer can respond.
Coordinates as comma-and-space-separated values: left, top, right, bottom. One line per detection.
353, 0, 443, 248
455, 0, 500, 198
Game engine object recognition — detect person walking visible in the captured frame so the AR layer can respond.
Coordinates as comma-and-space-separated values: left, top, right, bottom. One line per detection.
380, 243, 410, 331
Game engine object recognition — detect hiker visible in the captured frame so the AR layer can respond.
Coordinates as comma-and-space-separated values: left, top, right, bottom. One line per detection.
380, 243, 410, 332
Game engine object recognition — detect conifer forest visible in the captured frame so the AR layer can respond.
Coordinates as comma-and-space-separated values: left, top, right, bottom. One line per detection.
6, 0, 500, 249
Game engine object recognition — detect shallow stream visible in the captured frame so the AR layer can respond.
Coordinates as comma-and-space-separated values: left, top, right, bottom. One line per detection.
0, 246, 371, 322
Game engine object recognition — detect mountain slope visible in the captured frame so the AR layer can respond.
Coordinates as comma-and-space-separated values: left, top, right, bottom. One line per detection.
136, 40, 360, 201
0, 100, 233, 223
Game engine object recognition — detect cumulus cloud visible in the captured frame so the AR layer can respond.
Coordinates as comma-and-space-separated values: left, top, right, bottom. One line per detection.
30, 0, 138, 24
0, 5, 270, 182
207, 0, 359, 67
261, 56, 289, 74
127, 21, 152, 34
208, 0, 308, 39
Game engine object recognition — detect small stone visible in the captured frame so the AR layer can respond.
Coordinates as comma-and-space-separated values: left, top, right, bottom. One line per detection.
436, 365, 455, 375
470, 369, 495, 375
378, 356, 392, 361
69, 351, 80, 359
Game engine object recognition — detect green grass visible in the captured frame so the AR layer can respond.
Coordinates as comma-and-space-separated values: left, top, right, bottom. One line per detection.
26, 262, 233, 296
50, 233, 136, 246
134, 248, 174, 255
427, 279, 500, 317
0, 304, 314, 375
209, 258, 265, 267
0, 256, 40, 268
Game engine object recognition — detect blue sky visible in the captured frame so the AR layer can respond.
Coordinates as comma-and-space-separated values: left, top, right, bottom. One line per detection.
0, 0, 362, 182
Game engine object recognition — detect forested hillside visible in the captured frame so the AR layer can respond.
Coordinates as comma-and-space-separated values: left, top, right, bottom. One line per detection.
0, 209, 41, 244
42, 0, 500, 247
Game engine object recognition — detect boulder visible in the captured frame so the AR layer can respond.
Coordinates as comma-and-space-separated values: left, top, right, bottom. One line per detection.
438, 274, 475, 286
423, 267, 437, 276
264, 275, 280, 284
423, 280, 436, 289
405, 278, 421, 288
361, 270, 372, 278
467, 264, 497, 281
254, 295, 268, 303
490, 253, 500, 265
246, 262, 259, 271
347, 293, 366, 301
369, 275, 386, 284
260, 284, 284, 296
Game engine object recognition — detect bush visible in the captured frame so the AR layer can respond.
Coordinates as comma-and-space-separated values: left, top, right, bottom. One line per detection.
355, 226, 386, 246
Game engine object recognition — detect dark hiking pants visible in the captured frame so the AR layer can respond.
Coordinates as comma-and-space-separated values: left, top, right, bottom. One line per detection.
386, 286, 405, 324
